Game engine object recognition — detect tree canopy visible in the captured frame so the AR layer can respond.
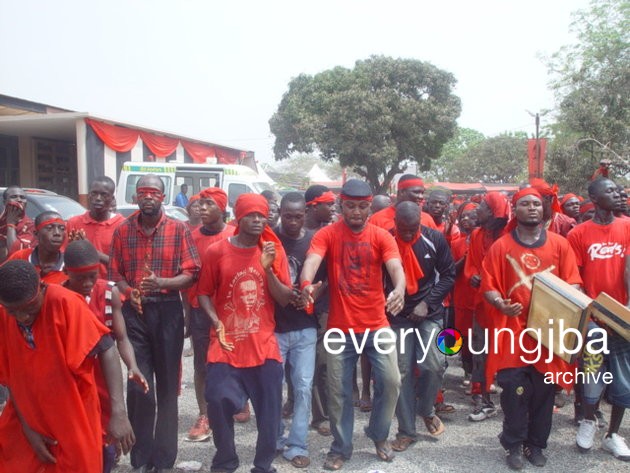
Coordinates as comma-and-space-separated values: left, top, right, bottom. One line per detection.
545, 0, 629, 190
269, 56, 461, 192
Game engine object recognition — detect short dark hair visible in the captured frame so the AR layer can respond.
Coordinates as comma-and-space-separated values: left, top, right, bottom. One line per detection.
280, 192, 305, 209
65, 240, 99, 268
137, 174, 165, 192
0, 260, 40, 303
588, 178, 616, 198
304, 185, 330, 204
91, 176, 115, 192
2, 185, 23, 202
261, 190, 278, 202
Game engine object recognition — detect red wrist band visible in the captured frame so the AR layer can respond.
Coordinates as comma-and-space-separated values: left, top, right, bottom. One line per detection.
300, 280, 312, 290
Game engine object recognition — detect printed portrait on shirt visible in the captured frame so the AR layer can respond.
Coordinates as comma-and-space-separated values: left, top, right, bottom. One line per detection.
224, 268, 264, 339
340, 241, 372, 295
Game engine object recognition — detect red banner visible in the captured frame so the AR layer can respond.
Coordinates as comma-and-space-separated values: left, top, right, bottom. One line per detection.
528, 138, 547, 181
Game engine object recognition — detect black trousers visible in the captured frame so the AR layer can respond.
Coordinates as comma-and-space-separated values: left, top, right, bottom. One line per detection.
206, 360, 283, 473
496, 366, 555, 450
123, 299, 184, 469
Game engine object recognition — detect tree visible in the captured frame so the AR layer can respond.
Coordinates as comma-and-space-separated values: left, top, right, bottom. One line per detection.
426, 127, 486, 181
447, 132, 528, 183
269, 56, 461, 192
546, 0, 629, 168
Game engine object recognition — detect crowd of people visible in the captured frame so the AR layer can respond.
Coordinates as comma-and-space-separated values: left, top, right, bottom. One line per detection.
0, 168, 628, 473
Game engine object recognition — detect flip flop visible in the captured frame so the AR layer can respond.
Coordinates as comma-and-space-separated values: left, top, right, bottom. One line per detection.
359, 399, 372, 412
435, 402, 456, 414
374, 440, 395, 462
289, 455, 310, 468
423, 415, 445, 436
391, 436, 416, 452
323, 453, 345, 471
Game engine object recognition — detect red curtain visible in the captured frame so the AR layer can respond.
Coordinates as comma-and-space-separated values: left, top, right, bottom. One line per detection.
181, 140, 216, 164
138, 131, 179, 158
215, 147, 239, 164
86, 118, 139, 152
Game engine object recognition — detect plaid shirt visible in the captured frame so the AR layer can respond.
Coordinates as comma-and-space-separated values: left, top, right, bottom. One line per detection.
108, 210, 201, 295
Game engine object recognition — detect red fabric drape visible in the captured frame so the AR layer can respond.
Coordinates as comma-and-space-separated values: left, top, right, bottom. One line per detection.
215, 148, 239, 164
86, 118, 139, 152
181, 140, 216, 164
527, 138, 547, 181
138, 131, 179, 158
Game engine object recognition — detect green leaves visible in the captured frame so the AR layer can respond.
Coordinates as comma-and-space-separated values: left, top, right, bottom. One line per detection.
269, 55, 461, 192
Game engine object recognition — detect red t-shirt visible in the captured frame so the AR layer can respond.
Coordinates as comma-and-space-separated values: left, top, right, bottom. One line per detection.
451, 234, 476, 311
308, 221, 401, 333
197, 238, 289, 368
187, 225, 236, 308
8, 247, 68, 285
567, 218, 630, 304
480, 230, 582, 389
369, 205, 437, 232
67, 212, 126, 278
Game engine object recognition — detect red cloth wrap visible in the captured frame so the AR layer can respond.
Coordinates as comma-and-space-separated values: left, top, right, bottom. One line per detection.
199, 187, 228, 212
460, 202, 478, 213
306, 191, 336, 206
484, 192, 511, 219
398, 178, 425, 190
511, 187, 543, 207
233, 194, 290, 283
339, 194, 372, 202
36, 218, 65, 232
395, 231, 424, 294
65, 263, 100, 273
560, 193, 578, 207
530, 178, 561, 213
579, 202, 595, 214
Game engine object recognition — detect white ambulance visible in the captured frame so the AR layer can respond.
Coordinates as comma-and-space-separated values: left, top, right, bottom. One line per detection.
116, 161, 276, 216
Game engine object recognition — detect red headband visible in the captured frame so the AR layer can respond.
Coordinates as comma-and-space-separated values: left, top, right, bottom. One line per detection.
339, 194, 373, 202
199, 187, 228, 212
512, 188, 543, 207
579, 202, 595, 214
36, 218, 65, 232
398, 178, 425, 190
307, 191, 336, 206
560, 193, 579, 206
234, 193, 269, 220
484, 192, 511, 219
65, 263, 100, 273
461, 202, 478, 213
188, 194, 200, 204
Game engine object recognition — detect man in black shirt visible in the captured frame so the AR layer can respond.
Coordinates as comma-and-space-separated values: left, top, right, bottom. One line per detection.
387, 201, 455, 452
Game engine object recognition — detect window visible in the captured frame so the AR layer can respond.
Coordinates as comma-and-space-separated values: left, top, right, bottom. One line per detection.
228, 183, 252, 207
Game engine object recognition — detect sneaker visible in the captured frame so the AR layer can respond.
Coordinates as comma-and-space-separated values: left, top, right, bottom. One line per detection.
576, 419, 598, 452
186, 414, 211, 442
468, 402, 497, 422
506, 445, 524, 470
234, 402, 251, 423
524, 445, 547, 467
601, 433, 630, 461
595, 409, 608, 429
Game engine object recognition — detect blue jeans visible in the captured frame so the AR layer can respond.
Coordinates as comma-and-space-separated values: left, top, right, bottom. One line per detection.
394, 317, 446, 438
276, 328, 317, 460
326, 329, 400, 459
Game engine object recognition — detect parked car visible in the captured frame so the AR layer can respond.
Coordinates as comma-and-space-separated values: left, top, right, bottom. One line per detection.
116, 204, 190, 223
0, 187, 86, 221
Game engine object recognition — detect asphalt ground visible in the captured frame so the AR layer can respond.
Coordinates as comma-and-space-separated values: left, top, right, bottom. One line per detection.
114, 338, 630, 473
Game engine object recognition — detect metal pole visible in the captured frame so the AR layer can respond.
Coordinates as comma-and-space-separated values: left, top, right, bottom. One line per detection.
535, 113, 541, 178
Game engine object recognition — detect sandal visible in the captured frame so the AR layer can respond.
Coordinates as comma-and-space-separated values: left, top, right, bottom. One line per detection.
423, 415, 445, 436
374, 440, 395, 462
312, 422, 332, 436
289, 455, 310, 468
435, 402, 456, 414
323, 453, 345, 471
391, 436, 416, 452
359, 398, 372, 412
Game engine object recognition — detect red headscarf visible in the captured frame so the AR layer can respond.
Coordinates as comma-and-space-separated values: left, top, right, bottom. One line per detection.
530, 178, 562, 214
460, 202, 478, 214
505, 188, 543, 231
233, 194, 290, 283
560, 193, 579, 207
483, 192, 511, 219
579, 202, 595, 215
199, 187, 228, 212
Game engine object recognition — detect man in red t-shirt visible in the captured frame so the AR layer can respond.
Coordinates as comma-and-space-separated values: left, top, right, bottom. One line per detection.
9, 211, 68, 285
481, 188, 582, 470
66, 176, 125, 279
184, 187, 235, 441
0, 185, 35, 263
300, 179, 406, 470
567, 178, 630, 460
197, 193, 294, 473
369, 174, 437, 231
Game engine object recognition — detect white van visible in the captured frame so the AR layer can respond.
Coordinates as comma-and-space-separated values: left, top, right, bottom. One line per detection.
116, 161, 276, 216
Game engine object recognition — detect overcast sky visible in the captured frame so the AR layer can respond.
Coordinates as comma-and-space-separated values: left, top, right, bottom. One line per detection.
0, 0, 590, 165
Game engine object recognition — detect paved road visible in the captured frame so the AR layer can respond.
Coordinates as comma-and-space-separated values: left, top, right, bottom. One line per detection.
115, 339, 629, 473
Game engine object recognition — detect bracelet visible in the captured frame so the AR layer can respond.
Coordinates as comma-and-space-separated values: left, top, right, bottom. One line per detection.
300, 280, 312, 290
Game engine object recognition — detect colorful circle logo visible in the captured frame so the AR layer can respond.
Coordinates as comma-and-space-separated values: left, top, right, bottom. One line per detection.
436, 328, 463, 356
